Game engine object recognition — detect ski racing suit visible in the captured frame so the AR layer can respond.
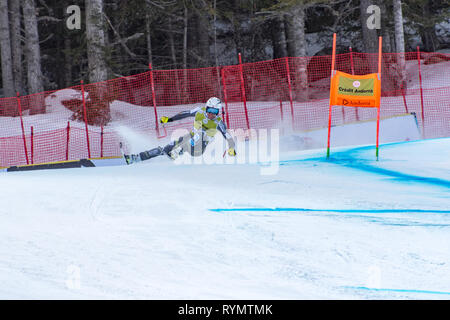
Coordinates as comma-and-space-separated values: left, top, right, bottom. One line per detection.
138, 106, 235, 161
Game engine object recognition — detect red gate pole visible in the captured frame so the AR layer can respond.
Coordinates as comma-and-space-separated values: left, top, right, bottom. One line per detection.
80, 80, 91, 158
376, 36, 382, 160
66, 121, 70, 161
16, 92, 29, 165
285, 57, 295, 130
30, 126, 34, 164
327, 33, 337, 159
221, 68, 230, 128
327, 105, 333, 159
376, 106, 380, 161
238, 53, 250, 129
417, 46, 425, 137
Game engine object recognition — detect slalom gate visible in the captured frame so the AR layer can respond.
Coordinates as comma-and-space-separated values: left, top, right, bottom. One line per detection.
327, 34, 382, 160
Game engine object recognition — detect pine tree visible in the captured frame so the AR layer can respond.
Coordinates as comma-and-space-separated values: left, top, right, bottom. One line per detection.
360, 0, 379, 54
0, 0, 15, 98
23, 0, 45, 114
9, 0, 24, 95
393, 0, 406, 90
86, 0, 107, 83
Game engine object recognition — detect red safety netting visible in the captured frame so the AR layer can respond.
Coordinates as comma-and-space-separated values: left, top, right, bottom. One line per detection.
0, 51, 449, 167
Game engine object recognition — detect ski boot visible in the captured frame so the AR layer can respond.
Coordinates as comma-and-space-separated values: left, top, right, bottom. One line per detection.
124, 153, 141, 165
167, 146, 183, 160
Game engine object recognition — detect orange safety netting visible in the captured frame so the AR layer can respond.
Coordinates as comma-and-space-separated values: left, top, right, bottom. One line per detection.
0, 51, 449, 167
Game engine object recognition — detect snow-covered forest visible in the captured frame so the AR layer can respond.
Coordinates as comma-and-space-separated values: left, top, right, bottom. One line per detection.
0, 0, 449, 98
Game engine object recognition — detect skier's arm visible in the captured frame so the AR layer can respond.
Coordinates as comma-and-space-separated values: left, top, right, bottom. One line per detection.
160, 107, 201, 123
217, 121, 236, 151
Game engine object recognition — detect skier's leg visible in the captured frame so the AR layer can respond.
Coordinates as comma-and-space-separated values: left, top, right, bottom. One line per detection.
189, 134, 209, 157
164, 134, 191, 159
134, 134, 189, 162
162, 140, 178, 155
139, 146, 164, 161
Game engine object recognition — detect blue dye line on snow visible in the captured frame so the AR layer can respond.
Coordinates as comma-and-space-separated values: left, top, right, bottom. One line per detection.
210, 208, 450, 214
344, 286, 450, 296
280, 143, 450, 189
338, 163, 450, 188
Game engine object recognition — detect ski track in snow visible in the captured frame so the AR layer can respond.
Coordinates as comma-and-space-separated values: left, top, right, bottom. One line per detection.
1, 139, 449, 299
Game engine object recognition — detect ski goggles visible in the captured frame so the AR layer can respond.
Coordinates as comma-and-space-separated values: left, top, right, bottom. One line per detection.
206, 107, 220, 115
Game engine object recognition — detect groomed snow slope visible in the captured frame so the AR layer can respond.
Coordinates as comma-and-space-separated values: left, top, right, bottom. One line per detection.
0, 137, 449, 299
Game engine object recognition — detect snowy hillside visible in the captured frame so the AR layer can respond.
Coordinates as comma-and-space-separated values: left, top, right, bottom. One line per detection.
1, 59, 449, 141
1, 138, 449, 299
0, 53, 449, 300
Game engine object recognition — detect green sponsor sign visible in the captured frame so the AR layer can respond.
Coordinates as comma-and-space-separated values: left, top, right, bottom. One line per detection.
338, 77, 375, 96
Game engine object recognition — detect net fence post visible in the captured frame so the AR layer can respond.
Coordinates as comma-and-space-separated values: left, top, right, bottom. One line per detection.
66, 121, 70, 161
100, 125, 104, 158
238, 53, 250, 129
285, 57, 294, 131
221, 68, 231, 129
31, 126, 34, 165
80, 80, 91, 159
17, 92, 29, 165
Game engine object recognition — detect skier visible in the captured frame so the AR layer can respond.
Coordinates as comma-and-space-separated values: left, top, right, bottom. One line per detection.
122, 97, 236, 164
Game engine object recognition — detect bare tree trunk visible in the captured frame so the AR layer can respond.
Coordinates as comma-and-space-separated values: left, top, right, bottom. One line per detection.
291, 5, 307, 58
360, 0, 378, 53
271, 17, 287, 59
419, 2, 440, 52
167, 16, 177, 68
85, 0, 110, 125
167, 16, 181, 103
380, 1, 392, 53
64, 38, 72, 87
283, 14, 295, 58
230, 0, 244, 64
145, 10, 153, 66
212, 0, 222, 101
86, 0, 107, 83
382, 29, 392, 53
23, 0, 44, 114
393, 0, 406, 89
213, 0, 218, 68
196, 2, 211, 67
0, 0, 15, 97
183, 4, 189, 103
9, 0, 23, 95
288, 4, 308, 100
183, 5, 188, 69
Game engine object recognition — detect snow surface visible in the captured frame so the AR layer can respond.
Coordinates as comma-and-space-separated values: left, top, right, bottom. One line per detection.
0, 136, 449, 299
0, 54, 449, 299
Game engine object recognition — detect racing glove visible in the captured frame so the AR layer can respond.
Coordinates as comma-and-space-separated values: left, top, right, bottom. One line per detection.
160, 116, 170, 124
227, 147, 236, 156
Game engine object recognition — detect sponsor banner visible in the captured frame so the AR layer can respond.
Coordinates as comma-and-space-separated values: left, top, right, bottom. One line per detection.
338, 77, 375, 96
336, 97, 376, 107
330, 71, 381, 108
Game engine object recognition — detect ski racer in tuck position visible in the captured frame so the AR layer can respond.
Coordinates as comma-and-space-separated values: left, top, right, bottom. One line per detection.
122, 97, 237, 164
